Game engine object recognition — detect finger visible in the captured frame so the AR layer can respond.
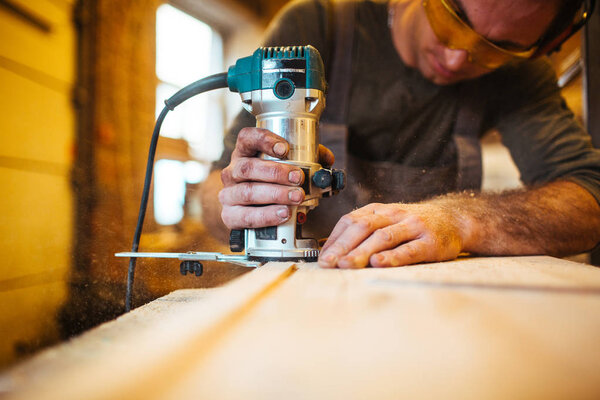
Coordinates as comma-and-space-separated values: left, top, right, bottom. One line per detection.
221, 158, 304, 186
221, 205, 291, 229
321, 204, 385, 254
232, 127, 289, 160
370, 239, 431, 267
337, 222, 420, 268
219, 183, 304, 206
318, 211, 393, 269
318, 144, 335, 168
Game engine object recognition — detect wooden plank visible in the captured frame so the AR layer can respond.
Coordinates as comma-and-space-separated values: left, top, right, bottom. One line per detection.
0, 289, 212, 384
2, 257, 600, 399
167, 258, 600, 400
1, 262, 296, 400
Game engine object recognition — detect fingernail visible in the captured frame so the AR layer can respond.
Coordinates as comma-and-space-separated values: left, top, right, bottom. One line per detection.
288, 170, 302, 184
273, 142, 287, 157
288, 189, 303, 203
277, 207, 289, 219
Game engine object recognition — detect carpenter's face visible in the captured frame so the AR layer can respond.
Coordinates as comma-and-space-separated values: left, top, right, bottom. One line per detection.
410, 0, 559, 85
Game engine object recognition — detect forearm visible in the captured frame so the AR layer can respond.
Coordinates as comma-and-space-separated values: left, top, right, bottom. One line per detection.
200, 170, 230, 243
430, 181, 600, 257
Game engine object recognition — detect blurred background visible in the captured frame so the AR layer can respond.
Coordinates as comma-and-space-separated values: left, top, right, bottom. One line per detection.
0, 0, 598, 370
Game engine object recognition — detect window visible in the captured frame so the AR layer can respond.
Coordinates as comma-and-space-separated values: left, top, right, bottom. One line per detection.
154, 4, 224, 225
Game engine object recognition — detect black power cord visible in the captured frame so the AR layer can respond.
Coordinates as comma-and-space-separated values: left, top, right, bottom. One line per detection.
125, 72, 229, 312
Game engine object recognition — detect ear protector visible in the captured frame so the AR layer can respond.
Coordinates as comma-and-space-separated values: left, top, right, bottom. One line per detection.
534, 0, 596, 56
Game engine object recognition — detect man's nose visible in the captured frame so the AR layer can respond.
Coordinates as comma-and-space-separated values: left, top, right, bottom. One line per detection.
443, 48, 469, 71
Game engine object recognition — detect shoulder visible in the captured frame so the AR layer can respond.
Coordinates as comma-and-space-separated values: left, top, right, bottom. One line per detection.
261, 0, 330, 56
263, 0, 385, 49
263, 0, 329, 39
276, 0, 328, 19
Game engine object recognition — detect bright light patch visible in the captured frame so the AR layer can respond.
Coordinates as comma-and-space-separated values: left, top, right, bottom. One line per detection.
184, 161, 209, 184
154, 159, 186, 225
154, 4, 224, 225
156, 4, 212, 86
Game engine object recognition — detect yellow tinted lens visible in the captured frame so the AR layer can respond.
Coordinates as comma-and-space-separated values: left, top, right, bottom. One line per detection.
422, 0, 533, 69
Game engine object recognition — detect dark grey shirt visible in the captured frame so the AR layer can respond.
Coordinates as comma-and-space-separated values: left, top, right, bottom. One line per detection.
216, 0, 600, 204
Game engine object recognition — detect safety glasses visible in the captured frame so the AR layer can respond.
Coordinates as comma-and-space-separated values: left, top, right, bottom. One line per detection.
422, 0, 537, 69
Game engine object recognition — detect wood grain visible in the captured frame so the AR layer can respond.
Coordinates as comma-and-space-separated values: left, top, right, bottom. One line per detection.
2, 256, 600, 400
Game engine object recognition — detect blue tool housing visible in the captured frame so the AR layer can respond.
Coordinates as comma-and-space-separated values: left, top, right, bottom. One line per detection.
227, 45, 326, 94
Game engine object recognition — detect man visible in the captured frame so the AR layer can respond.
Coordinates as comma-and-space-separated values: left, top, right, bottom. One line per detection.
201, 0, 600, 268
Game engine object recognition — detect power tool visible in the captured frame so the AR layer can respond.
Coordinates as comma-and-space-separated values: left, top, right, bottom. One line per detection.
116, 45, 345, 310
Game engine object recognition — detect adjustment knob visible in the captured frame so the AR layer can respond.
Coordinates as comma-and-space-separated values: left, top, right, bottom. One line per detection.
229, 229, 245, 252
274, 79, 295, 99
312, 169, 333, 189
332, 169, 346, 191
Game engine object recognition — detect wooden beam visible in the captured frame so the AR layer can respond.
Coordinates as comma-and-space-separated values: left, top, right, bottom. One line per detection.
0, 0, 52, 33
3, 257, 600, 399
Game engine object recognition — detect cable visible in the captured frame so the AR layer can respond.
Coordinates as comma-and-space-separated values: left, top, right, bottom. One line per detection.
125, 72, 229, 311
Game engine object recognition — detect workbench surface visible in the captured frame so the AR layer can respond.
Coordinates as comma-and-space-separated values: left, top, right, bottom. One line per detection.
2, 256, 600, 399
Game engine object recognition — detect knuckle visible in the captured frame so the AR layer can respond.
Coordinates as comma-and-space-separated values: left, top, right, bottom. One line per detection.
220, 168, 232, 185
221, 208, 234, 229
272, 164, 290, 182
255, 162, 283, 184
356, 218, 374, 232
268, 165, 281, 181
257, 208, 273, 226
364, 203, 381, 211
338, 214, 350, 225
217, 189, 226, 204
339, 214, 356, 226
374, 228, 394, 245
332, 242, 350, 255
241, 207, 273, 228
241, 211, 254, 228
403, 244, 421, 260
405, 214, 425, 228
239, 183, 253, 203
427, 235, 441, 249
234, 159, 253, 180
254, 207, 278, 228
272, 187, 285, 203
238, 127, 254, 142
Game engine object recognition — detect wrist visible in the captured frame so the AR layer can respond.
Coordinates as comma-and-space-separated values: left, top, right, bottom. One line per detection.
454, 205, 478, 253
426, 194, 479, 253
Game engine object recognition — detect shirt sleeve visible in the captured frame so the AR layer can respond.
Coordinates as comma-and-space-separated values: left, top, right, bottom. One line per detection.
212, 0, 330, 171
488, 58, 600, 205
